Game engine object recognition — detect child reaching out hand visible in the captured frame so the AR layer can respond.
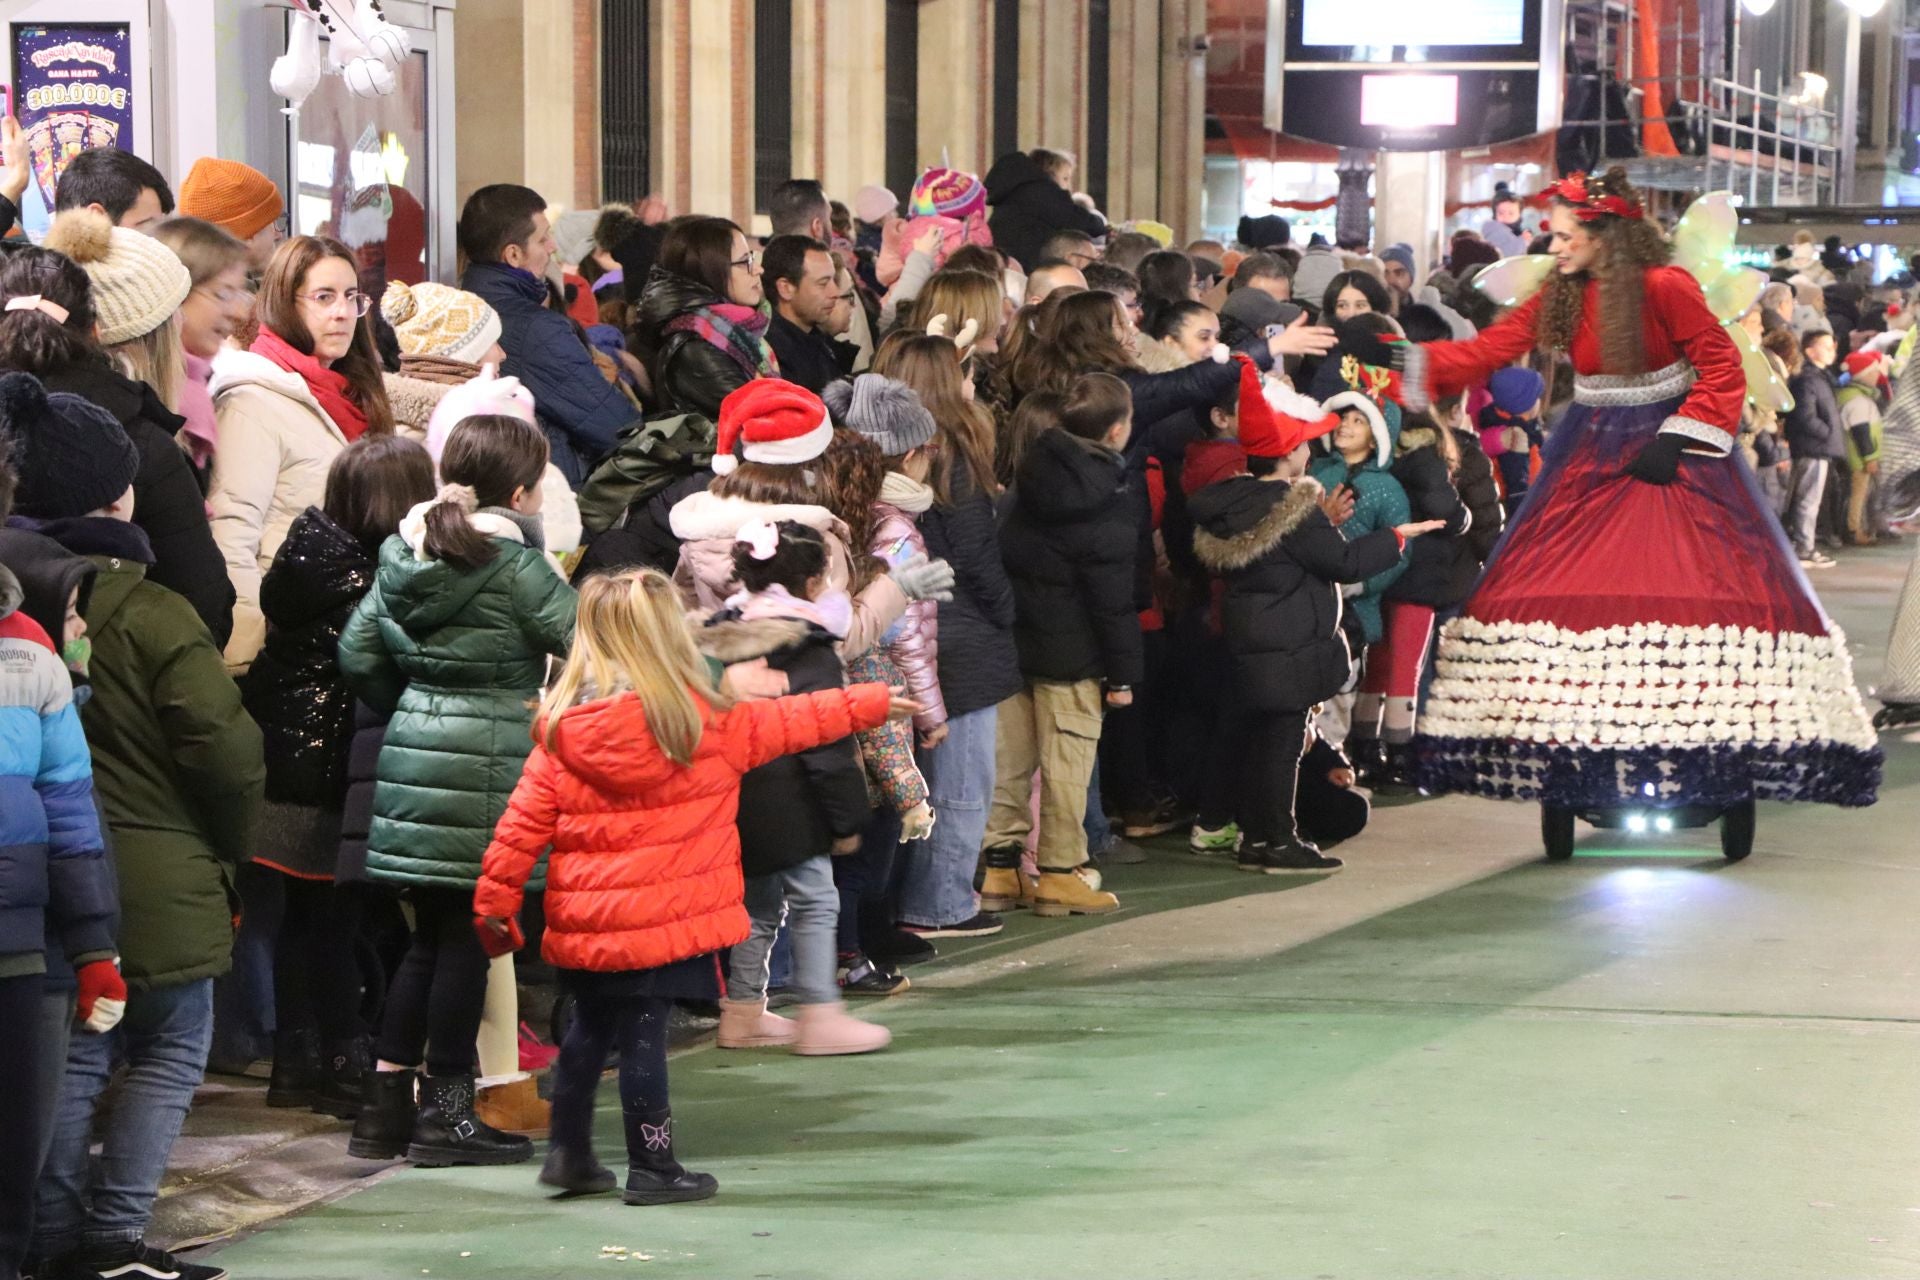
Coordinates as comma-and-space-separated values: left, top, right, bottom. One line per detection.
472, 568, 916, 1206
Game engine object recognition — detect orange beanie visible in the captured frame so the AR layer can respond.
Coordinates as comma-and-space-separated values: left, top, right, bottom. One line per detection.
178, 158, 285, 240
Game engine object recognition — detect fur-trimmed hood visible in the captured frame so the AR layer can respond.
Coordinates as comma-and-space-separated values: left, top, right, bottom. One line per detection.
1189, 474, 1324, 572
694, 614, 814, 665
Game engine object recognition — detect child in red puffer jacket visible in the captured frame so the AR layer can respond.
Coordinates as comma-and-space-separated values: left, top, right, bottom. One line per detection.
473, 567, 914, 1208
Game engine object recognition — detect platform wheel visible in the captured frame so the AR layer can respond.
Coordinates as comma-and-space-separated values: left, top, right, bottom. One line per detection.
1541, 805, 1576, 861
1720, 799, 1756, 862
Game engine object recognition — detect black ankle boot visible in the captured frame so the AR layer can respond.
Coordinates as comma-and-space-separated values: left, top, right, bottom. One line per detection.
621, 1108, 717, 1205
539, 1144, 617, 1197
311, 1035, 372, 1119
1347, 738, 1386, 786
347, 1067, 417, 1160
265, 1028, 320, 1108
1378, 741, 1417, 790
407, 1074, 534, 1167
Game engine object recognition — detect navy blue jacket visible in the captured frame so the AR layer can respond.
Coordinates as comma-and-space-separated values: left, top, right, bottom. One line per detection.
461, 262, 637, 485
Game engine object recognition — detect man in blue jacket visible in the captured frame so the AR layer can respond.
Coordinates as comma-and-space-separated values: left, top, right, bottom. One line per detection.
458, 184, 637, 485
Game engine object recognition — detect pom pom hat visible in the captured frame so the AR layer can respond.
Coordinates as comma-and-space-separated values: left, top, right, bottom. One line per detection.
712, 379, 833, 476
381, 280, 503, 365
43, 208, 191, 346
0, 371, 140, 518
910, 167, 986, 220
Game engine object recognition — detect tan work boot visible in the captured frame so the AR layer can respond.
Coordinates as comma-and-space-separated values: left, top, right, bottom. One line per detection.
1030, 865, 1120, 918
474, 1074, 550, 1138
716, 997, 797, 1049
978, 842, 1029, 911
792, 1001, 892, 1055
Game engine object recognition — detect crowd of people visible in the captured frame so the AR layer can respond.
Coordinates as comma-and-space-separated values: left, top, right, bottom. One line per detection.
0, 138, 1911, 1280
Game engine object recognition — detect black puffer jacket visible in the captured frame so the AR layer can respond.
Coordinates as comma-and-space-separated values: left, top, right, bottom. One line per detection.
572, 467, 714, 582
983, 152, 1108, 271
696, 614, 870, 878
919, 463, 1019, 716
1000, 429, 1143, 686
39, 360, 235, 648
1383, 425, 1475, 609
1190, 474, 1402, 712
241, 508, 374, 808
632, 268, 758, 419
1452, 428, 1504, 564
1785, 364, 1847, 461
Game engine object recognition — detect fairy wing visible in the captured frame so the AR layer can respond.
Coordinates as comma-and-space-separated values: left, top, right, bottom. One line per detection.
1725, 320, 1793, 415
1471, 254, 1555, 309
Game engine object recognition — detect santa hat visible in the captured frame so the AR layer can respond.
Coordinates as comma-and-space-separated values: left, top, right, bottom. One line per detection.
712, 378, 833, 476
1843, 350, 1886, 382
1229, 356, 1338, 460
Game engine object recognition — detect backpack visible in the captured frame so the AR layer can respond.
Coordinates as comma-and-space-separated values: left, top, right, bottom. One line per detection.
575, 411, 717, 536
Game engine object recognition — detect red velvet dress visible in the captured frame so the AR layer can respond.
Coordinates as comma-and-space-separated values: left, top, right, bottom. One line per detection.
1403, 265, 1880, 809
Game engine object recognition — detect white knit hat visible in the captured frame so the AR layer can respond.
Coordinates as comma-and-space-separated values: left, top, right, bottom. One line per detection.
381, 280, 503, 365
44, 208, 192, 346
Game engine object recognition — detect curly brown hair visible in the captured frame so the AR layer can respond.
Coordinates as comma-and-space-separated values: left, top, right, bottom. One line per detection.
1537, 167, 1670, 373
812, 428, 888, 593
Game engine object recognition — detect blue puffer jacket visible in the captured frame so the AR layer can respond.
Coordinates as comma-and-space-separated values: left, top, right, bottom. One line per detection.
0, 553, 117, 974
1308, 391, 1411, 644
462, 261, 638, 486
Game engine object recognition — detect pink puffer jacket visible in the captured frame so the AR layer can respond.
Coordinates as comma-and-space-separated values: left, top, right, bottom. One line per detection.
869, 501, 946, 733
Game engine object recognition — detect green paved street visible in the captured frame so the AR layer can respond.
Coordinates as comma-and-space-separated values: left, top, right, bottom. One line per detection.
208, 548, 1920, 1280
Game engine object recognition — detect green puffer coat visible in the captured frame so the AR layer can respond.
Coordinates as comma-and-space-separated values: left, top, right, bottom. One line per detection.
338, 525, 576, 892
79, 546, 265, 992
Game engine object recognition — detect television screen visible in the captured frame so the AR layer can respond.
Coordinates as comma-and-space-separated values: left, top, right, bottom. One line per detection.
1299, 0, 1527, 47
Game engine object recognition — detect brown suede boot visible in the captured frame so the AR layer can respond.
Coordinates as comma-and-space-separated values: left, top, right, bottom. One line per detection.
716, 997, 797, 1049
979, 843, 1028, 911
1030, 865, 1120, 918
474, 1075, 550, 1138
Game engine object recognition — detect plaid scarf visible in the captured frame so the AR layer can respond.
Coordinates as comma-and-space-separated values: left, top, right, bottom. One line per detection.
664, 302, 778, 380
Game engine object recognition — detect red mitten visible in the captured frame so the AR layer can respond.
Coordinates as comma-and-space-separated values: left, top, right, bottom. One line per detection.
474, 915, 525, 959
75, 959, 127, 1033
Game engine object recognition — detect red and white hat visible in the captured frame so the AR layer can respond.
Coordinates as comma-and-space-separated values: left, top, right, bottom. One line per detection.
1230, 355, 1339, 461
712, 378, 834, 475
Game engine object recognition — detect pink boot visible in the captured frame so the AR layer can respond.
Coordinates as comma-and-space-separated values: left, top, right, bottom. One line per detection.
716, 998, 796, 1049
792, 1001, 892, 1056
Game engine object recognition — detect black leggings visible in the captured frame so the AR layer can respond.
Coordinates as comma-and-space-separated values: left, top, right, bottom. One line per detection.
1235, 710, 1310, 847
547, 983, 671, 1159
376, 887, 490, 1078
0, 973, 50, 1280
273, 877, 365, 1044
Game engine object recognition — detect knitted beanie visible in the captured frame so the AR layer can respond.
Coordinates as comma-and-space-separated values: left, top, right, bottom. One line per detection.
1486, 366, 1545, 416
0, 372, 140, 518
381, 280, 504, 365
178, 158, 285, 241
854, 184, 898, 225
1380, 243, 1415, 275
910, 167, 986, 220
43, 209, 191, 345
550, 209, 599, 268
822, 374, 936, 459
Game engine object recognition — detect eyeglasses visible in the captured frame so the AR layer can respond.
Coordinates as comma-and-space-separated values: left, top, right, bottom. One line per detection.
195, 283, 252, 307
297, 289, 374, 317
731, 251, 760, 270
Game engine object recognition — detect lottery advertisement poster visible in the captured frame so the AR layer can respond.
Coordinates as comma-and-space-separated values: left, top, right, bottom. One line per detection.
10, 23, 135, 236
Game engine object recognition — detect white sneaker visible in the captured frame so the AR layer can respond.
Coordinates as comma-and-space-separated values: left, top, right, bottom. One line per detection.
1799, 553, 1835, 568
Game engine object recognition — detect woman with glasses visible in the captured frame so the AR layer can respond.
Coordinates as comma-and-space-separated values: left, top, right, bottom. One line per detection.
632, 216, 773, 419
210, 235, 393, 672
2, 210, 236, 648
153, 217, 256, 489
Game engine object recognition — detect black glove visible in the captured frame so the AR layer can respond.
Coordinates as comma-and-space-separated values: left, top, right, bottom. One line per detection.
1338, 320, 1400, 370
1626, 432, 1687, 485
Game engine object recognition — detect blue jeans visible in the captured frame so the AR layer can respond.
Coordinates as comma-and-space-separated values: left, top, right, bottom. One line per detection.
35, 979, 214, 1254
897, 705, 996, 927
1084, 753, 1113, 856
727, 856, 840, 1006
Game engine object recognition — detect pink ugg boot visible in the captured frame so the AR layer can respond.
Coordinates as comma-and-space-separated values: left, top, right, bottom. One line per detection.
716, 998, 797, 1049
792, 1001, 892, 1056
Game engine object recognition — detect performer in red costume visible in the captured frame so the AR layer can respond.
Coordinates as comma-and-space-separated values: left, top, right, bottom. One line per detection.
1360, 168, 1880, 813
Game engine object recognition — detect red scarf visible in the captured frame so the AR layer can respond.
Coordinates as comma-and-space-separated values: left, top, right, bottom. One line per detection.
251, 326, 371, 441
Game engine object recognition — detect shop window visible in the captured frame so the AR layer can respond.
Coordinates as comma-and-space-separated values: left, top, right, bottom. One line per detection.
290, 45, 431, 296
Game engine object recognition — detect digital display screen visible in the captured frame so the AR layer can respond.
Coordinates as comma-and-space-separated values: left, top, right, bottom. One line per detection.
1359, 74, 1459, 128
1300, 0, 1527, 47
